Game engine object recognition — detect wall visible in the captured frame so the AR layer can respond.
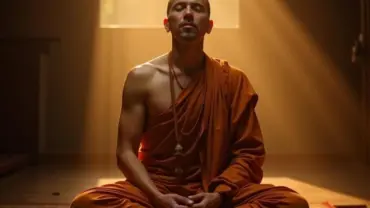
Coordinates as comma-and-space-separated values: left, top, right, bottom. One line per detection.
0, 0, 100, 155
0, 0, 363, 159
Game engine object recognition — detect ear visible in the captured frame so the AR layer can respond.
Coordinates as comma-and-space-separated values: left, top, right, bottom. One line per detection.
207, 20, 214, 34
164, 18, 170, 33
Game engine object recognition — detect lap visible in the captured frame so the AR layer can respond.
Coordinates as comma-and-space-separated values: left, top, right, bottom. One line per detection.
71, 181, 308, 208
231, 183, 309, 208
71, 180, 169, 208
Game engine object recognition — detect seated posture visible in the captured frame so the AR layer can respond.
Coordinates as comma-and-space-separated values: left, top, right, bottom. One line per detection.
71, 0, 309, 207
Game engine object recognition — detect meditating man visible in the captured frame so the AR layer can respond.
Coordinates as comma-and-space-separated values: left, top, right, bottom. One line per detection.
71, 0, 309, 207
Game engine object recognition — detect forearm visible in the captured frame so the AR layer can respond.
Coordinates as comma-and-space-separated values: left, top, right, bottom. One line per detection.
117, 151, 162, 200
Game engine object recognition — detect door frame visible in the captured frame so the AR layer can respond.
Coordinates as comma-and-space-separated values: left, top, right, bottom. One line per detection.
360, 0, 370, 164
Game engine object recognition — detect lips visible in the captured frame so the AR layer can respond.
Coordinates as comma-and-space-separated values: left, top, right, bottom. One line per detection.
180, 23, 196, 28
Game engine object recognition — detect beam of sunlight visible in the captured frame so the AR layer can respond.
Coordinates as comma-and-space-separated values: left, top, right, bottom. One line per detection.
99, 0, 240, 29
83, 16, 113, 156
235, 1, 361, 154
85, 1, 362, 157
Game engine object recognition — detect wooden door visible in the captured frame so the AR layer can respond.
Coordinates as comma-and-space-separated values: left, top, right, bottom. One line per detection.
0, 40, 42, 171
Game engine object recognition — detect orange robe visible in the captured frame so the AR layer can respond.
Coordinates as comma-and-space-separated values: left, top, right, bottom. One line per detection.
71, 55, 308, 208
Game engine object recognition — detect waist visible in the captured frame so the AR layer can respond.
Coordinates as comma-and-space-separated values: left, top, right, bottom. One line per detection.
146, 165, 202, 184
138, 150, 201, 166
139, 151, 202, 181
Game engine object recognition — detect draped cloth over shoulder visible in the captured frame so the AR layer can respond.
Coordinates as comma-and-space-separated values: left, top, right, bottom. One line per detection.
199, 55, 265, 196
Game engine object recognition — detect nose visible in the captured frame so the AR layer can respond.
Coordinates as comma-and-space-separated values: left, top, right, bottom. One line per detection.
183, 6, 194, 22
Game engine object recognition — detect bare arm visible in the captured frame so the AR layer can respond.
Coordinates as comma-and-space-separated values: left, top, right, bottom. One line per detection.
116, 67, 161, 200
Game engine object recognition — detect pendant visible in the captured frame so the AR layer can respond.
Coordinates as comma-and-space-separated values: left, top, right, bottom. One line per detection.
174, 143, 183, 156
174, 167, 183, 175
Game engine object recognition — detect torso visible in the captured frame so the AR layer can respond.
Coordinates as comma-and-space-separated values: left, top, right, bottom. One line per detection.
134, 53, 205, 180
141, 53, 193, 123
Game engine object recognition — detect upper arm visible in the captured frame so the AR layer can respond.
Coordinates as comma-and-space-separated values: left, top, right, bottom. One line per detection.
116, 67, 152, 156
228, 67, 258, 109
228, 67, 263, 149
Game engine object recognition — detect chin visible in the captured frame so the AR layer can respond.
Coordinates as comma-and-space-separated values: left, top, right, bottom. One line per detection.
178, 33, 199, 42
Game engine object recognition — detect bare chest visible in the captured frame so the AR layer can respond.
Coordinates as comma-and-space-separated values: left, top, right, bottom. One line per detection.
146, 71, 190, 117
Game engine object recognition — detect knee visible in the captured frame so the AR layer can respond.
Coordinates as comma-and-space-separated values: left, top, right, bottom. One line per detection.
70, 191, 95, 208
283, 192, 309, 208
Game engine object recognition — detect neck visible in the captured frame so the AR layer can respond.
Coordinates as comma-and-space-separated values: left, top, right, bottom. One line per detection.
171, 39, 205, 74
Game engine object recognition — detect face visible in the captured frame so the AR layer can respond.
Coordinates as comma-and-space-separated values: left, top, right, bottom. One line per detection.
164, 0, 213, 42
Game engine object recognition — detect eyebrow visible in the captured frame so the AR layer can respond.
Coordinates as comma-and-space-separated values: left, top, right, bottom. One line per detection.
172, 0, 206, 8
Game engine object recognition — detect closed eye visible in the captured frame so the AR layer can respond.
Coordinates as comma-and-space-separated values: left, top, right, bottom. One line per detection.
174, 3, 186, 11
172, 2, 206, 13
192, 4, 205, 12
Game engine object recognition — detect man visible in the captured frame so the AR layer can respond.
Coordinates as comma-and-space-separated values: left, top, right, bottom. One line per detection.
71, 0, 309, 207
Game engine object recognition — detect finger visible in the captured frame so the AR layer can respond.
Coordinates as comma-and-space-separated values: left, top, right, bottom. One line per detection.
191, 201, 206, 208
173, 194, 194, 205
188, 193, 205, 201
170, 200, 188, 208
174, 205, 188, 208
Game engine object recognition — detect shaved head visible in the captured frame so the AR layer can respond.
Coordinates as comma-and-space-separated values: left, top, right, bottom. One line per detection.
164, 0, 213, 42
167, 0, 211, 17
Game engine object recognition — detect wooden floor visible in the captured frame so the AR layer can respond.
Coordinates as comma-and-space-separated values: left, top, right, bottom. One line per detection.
0, 155, 368, 208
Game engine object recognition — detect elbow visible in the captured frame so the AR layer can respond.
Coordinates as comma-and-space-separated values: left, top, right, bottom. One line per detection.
116, 151, 129, 170
116, 150, 135, 171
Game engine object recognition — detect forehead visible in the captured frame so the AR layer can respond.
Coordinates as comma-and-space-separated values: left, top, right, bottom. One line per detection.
170, 0, 207, 6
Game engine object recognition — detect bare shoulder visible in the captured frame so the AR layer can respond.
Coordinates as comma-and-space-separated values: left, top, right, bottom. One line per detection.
125, 53, 169, 85
122, 63, 156, 105
146, 53, 170, 73
123, 54, 168, 97
125, 64, 154, 89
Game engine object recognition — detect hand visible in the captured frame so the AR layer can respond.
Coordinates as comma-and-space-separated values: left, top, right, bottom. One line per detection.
153, 193, 194, 208
188, 192, 222, 208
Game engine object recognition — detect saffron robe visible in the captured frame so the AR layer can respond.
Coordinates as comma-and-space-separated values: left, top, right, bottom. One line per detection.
70, 55, 308, 208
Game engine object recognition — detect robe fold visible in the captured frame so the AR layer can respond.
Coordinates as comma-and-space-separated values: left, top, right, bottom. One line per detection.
70, 54, 308, 208
200, 57, 265, 196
